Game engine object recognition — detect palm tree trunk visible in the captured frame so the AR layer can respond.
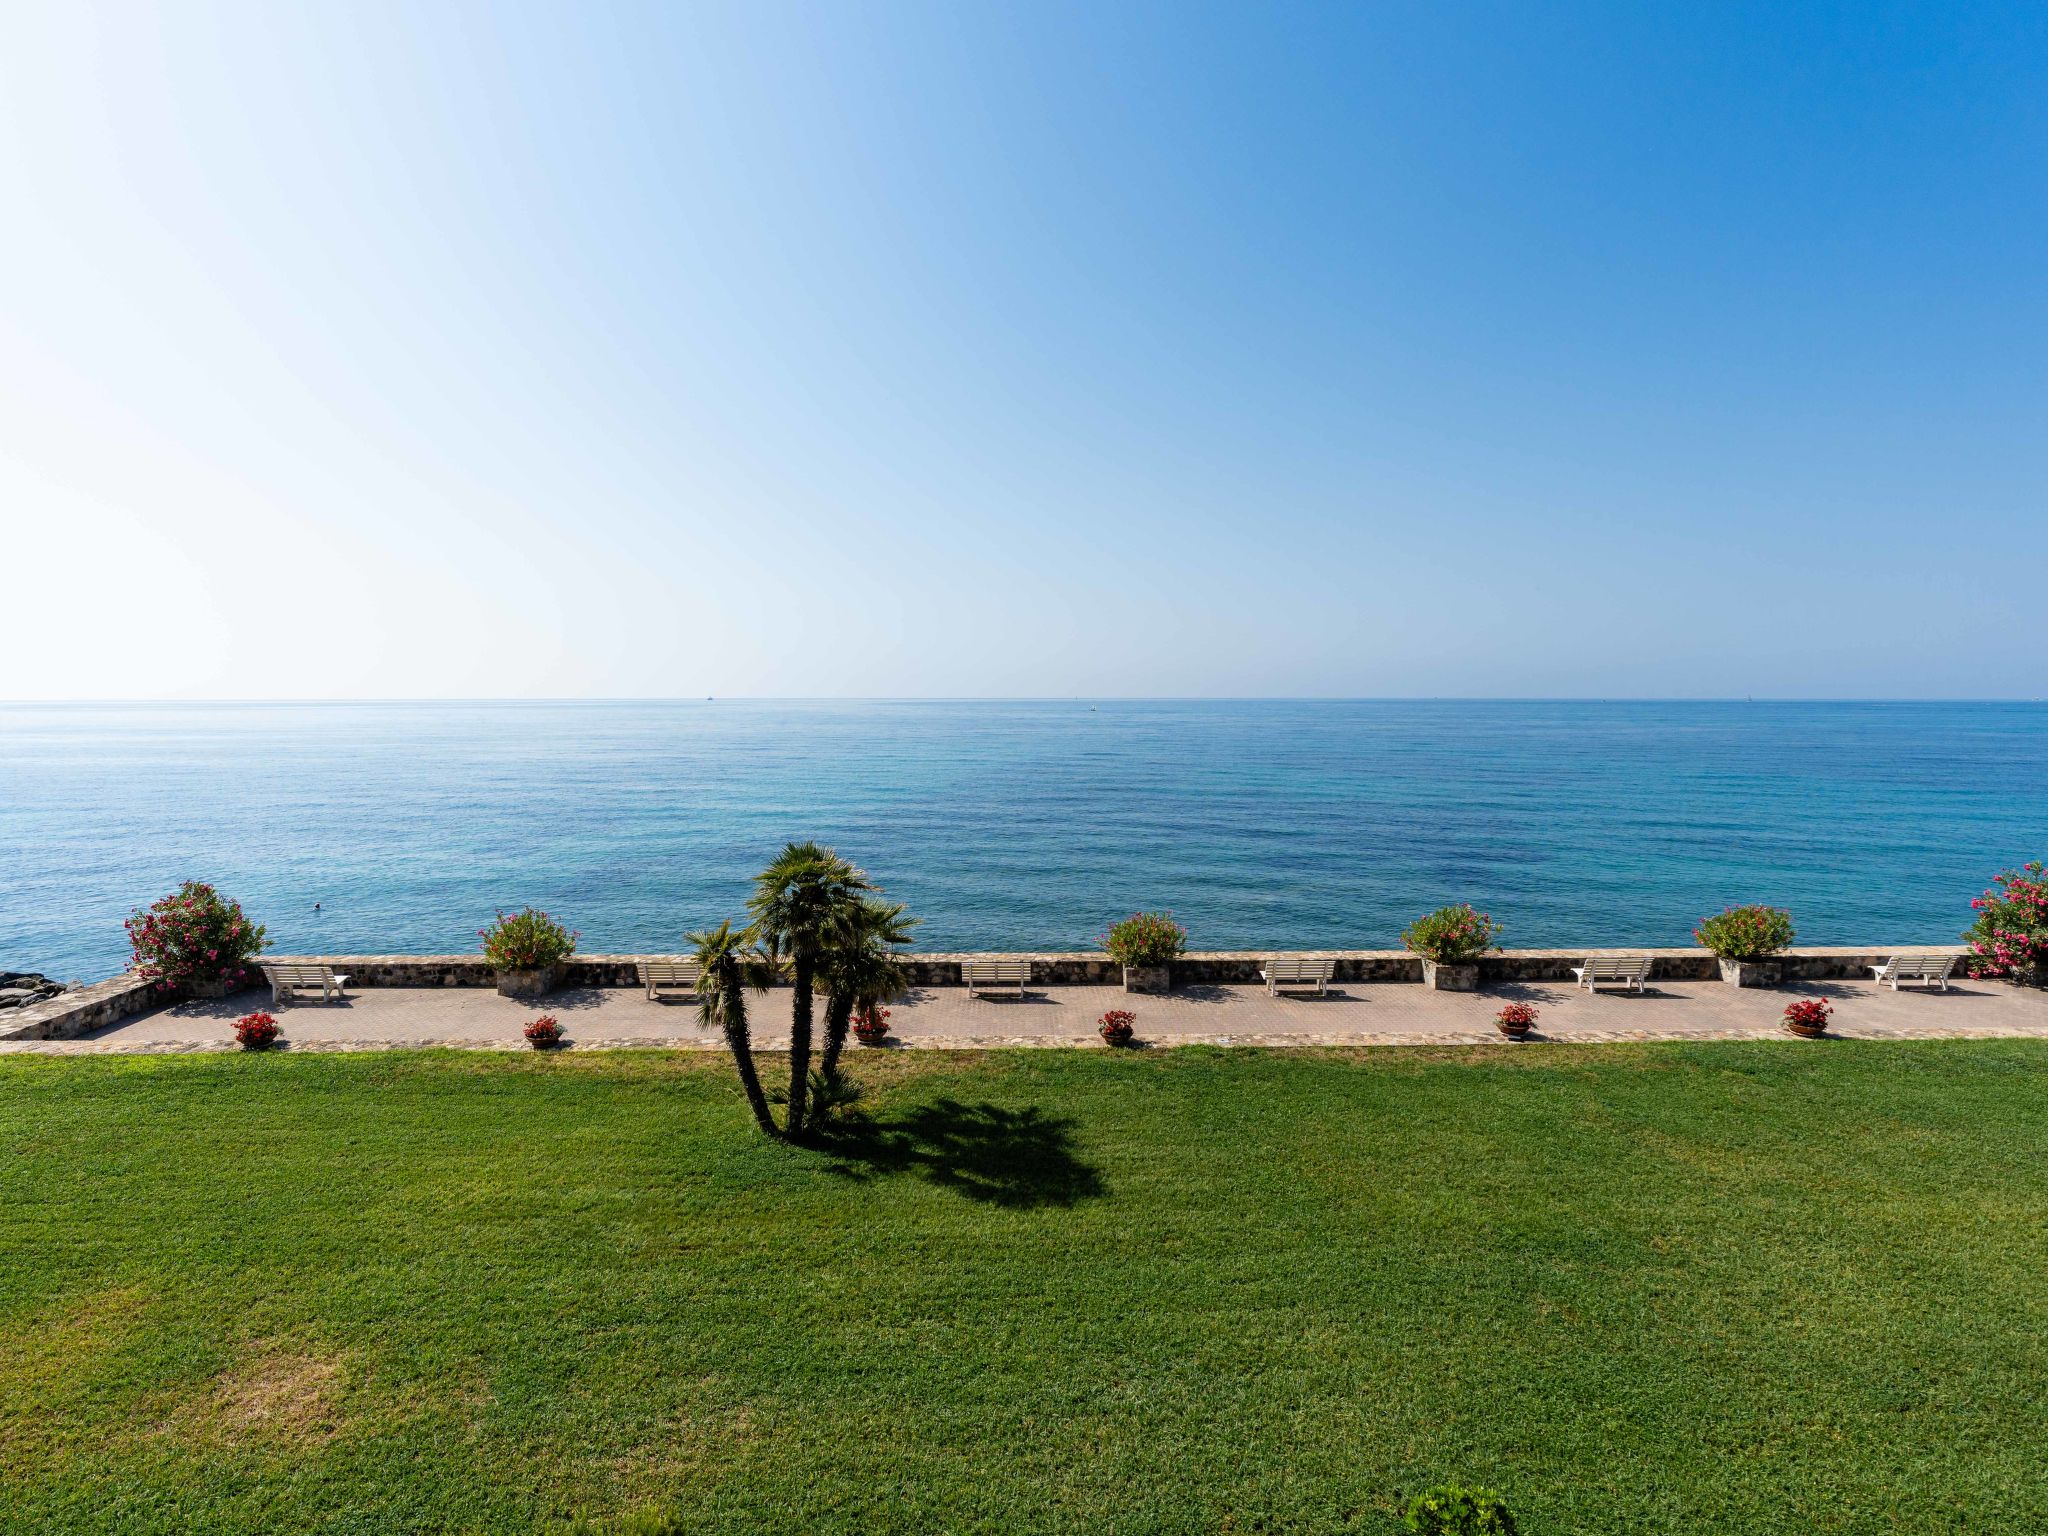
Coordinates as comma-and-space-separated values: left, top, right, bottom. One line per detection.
819, 989, 856, 1083
785, 958, 815, 1138
722, 980, 779, 1137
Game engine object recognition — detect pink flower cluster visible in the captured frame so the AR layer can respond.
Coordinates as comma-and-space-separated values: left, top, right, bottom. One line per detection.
478, 907, 580, 971
1966, 862, 2048, 981
1402, 903, 1503, 963
124, 881, 267, 995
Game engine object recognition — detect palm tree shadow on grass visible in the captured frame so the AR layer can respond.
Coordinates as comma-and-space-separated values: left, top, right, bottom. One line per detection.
813, 1097, 1106, 1209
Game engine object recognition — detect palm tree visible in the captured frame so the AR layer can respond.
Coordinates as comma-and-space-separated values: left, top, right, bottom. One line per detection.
817, 897, 918, 1085
746, 842, 871, 1139
688, 919, 779, 1137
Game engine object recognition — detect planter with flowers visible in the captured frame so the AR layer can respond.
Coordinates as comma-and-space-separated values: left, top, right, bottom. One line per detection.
1965, 861, 2048, 986
1696, 904, 1795, 987
1402, 904, 1501, 991
1103, 912, 1186, 994
125, 882, 268, 1000
1495, 1000, 1539, 1039
523, 1015, 563, 1050
1783, 997, 1832, 1038
1098, 1009, 1137, 1047
852, 1005, 893, 1047
233, 1011, 281, 1051
481, 908, 578, 999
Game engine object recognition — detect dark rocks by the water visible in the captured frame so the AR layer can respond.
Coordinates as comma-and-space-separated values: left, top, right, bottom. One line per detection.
0, 972, 66, 1009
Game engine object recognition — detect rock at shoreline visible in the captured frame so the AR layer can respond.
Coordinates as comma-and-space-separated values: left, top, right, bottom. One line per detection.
0, 972, 66, 1009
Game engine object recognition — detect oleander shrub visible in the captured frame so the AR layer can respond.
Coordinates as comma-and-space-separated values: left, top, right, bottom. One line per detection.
1401, 904, 1501, 963
480, 908, 578, 972
1694, 904, 1795, 959
1102, 911, 1187, 968
125, 881, 268, 995
1406, 1482, 1517, 1536
1965, 861, 2048, 984
232, 1011, 281, 1051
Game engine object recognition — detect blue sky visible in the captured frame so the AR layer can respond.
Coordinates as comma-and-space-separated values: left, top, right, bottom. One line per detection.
2, 1, 2042, 698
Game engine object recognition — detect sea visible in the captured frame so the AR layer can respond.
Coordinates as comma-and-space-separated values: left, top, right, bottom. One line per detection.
2, 700, 2042, 983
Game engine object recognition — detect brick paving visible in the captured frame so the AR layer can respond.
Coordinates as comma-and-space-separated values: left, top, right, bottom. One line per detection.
5, 975, 2046, 1055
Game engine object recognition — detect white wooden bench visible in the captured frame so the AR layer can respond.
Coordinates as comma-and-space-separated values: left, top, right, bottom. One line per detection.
1571, 955, 1653, 994
1262, 957, 1335, 996
963, 959, 1031, 998
259, 962, 350, 1004
641, 960, 703, 1002
1868, 953, 1958, 991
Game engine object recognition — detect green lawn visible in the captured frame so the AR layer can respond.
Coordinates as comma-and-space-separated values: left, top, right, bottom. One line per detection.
3, 1042, 2046, 1535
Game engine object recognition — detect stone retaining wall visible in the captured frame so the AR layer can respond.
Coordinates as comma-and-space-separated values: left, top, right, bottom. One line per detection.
256, 946, 1961, 989
0, 974, 162, 1042
2, 945, 1970, 1042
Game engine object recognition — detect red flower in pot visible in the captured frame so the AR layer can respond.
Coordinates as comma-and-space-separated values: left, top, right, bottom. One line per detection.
1782, 997, 1832, 1038
1495, 1001, 1539, 1039
233, 1011, 281, 1051
523, 1015, 564, 1050
852, 1006, 892, 1046
1099, 1009, 1136, 1047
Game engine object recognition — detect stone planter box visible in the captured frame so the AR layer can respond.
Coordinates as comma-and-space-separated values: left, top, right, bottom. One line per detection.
1421, 960, 1479, 992
496, 965, 564, 1000
1718, 958, 1782, 988
1122, 965, 1172, 995
186, 978, 237, 1000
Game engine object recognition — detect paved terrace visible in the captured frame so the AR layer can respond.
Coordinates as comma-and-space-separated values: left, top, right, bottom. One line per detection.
7, 975, 2047, 1054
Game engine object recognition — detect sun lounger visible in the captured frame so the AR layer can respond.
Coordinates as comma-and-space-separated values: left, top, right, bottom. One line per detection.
1262, 957, 1334, 996
1571, 955, 1653, 994
1867, 953, 1958, 991
641, 960, 703, 1002
259, 962, 350, 1004
963, 959, 1030, 998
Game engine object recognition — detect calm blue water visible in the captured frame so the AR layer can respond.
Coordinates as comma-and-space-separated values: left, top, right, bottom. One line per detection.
2, 700, 2043, 982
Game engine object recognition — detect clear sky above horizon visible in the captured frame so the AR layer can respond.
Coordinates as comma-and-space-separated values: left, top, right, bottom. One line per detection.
3, 2, 2043, 700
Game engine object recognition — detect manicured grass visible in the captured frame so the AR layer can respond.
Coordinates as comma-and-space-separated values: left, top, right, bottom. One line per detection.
4, 1042, 2047, 1534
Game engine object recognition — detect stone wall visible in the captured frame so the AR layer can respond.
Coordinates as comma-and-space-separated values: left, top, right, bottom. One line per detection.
254, 946, 1959, 990
2, 945, 1970, 1042
0, 974, 162, 1042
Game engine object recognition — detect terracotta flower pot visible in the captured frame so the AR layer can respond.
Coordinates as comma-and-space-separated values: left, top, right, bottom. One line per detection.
1497, 1017, 1533, 1039
1784, 1018, 1826, 1038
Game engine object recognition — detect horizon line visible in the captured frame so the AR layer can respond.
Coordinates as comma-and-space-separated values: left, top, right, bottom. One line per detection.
2, 695, 2045, 708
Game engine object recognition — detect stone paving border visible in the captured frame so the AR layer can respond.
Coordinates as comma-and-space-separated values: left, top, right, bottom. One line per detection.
8, 1022, 2047, 1058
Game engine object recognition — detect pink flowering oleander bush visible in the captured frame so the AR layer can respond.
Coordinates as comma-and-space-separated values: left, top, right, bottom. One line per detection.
1101, 912, 1186, 968
1965, 861, 2048, 984
479, 908, 578, 972
124, 881, 268, 996
1401, 904, 1501, 963
1694, 904, 1795, 960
